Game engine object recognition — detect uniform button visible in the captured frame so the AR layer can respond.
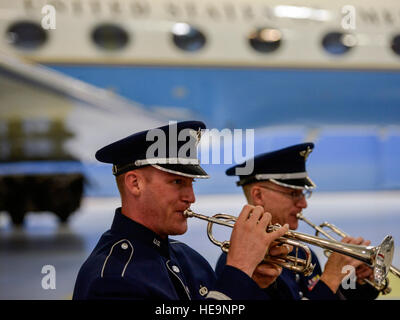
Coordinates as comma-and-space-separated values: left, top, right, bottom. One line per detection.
295, 274, 300, 282
299, 291, 303, 299
172, 265, 180, 273
199, 285, 208, 296
121, 243, 128, 250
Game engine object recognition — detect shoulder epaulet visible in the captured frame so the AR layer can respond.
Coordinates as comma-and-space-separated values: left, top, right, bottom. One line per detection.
101, 239, 134, 278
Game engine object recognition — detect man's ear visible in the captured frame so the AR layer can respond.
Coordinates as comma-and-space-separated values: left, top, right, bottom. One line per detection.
251, 185, 264, 206
124, 171, 141, 196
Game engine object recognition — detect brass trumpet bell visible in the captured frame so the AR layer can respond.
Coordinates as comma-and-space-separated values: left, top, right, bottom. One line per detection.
297, 213, 396, 293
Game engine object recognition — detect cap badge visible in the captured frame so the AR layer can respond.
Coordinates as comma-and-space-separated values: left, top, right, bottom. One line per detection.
300, 146, 312, 160
195, 127, 202, 146
187, 127, 202, 147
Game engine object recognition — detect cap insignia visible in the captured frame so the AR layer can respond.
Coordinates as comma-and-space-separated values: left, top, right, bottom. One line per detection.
300, 146, 312, 160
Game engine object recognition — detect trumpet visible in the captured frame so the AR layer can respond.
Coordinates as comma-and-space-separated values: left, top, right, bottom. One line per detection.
184, 209, 315, 276
297, 213, 398, 294
184, 209, 395, 287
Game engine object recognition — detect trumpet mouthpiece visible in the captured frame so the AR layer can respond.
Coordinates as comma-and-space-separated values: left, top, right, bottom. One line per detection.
296, 213, 304, 219
183, 209, 193, 218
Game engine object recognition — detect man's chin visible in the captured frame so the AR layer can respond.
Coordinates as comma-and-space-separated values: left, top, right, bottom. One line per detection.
289, 220, 298, 230
171, 223, 188, 236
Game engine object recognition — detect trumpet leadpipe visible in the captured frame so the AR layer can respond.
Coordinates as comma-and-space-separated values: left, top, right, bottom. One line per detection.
183, 209, 234, 228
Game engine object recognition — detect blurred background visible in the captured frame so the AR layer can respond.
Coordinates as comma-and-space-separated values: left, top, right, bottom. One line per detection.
0, 0, 400, 299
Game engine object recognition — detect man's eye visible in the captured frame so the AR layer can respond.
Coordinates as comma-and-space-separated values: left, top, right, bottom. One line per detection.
292, 192, 303, 198
173, 179, 182, 185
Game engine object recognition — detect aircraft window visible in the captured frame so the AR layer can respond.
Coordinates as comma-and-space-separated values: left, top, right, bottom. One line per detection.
248, 28, 282, 53
391, 34, 400, 56
6, 21, 47, 50
322, 32, 356, 55
92, 24, 129, 50
171, 23, 206, 52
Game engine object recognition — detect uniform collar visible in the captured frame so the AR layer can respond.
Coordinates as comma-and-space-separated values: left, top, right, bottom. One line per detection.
111, 208, 170, 258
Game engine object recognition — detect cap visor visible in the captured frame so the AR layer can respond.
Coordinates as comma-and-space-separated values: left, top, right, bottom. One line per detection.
272, 177, 316, 189
152, 164, 209, 179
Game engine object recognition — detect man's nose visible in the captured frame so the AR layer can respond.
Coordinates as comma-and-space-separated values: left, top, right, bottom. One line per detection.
296, 196, 308, 209
182, 186, 196, 204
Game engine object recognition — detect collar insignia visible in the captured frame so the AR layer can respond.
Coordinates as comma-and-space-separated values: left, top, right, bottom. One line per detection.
153, 238, 161, 247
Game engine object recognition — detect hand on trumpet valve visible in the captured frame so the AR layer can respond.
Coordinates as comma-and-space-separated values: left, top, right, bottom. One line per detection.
252, 242, 294, 289
268, 242, 294, 258
226, 205, 289, 279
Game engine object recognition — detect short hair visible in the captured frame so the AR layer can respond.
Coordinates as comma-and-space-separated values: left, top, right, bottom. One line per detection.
115, 173, 125, 197
243, 180, 278, 205
242, 183, 254, 204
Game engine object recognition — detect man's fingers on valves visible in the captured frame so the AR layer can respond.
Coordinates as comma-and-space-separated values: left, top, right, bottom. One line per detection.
269, 244, 292, 257
267, 223, 289, 242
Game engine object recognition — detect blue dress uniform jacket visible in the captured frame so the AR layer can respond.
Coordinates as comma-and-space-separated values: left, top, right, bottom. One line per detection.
216, 250, 379, 300
73, 208, 269, 300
